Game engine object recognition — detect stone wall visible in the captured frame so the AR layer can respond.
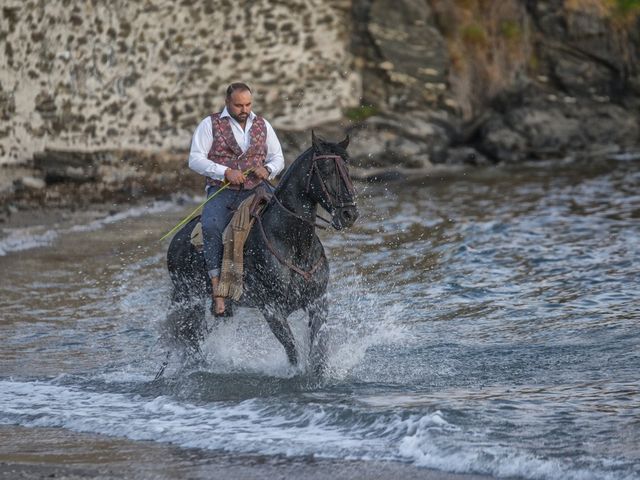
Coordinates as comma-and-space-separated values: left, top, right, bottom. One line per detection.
0, 0, 359, 166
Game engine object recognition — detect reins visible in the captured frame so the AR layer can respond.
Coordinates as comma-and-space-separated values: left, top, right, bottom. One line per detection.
268, 186, 332, 230
252, 213, 325, 281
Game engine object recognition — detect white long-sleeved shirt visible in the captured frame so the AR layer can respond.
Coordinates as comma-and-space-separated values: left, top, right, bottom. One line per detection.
188, 107, 284, 183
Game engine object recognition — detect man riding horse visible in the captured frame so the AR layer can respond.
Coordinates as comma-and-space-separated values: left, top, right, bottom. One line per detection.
188, 82, 285, 317
161, 83, 358, 376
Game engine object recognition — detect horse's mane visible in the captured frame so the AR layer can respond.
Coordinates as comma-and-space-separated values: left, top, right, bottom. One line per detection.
274, 137, 349, 195
274, 146, 312, 193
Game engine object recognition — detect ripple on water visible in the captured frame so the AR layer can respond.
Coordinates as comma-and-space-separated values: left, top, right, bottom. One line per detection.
1, 160, 639, 479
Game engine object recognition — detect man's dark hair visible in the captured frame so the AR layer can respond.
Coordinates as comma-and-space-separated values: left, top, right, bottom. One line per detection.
226, 82, 252, 99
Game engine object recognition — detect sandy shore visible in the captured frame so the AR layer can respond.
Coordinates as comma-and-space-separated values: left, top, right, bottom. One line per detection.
0, 425, 495, 480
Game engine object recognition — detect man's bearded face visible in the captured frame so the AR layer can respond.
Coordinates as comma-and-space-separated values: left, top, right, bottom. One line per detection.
226, 90, 252, 123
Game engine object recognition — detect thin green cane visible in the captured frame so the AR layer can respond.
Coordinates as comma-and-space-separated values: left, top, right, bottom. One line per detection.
159, 168, 254, 242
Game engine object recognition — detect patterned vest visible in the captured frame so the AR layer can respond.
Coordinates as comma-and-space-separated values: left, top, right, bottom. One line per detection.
206, 112, 268, 190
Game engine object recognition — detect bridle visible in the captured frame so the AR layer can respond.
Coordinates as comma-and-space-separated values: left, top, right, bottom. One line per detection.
265, 151, 356, 229
252, 151, 357, 280
305, 153, 357, 211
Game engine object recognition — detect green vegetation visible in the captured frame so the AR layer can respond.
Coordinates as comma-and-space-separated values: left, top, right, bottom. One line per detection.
344, 104, 378, 122
461, 24, 487, 46
609, 0, 640, 25
609, 0, 640, 21
614, 0, 640, 13
499, 20, 522, 41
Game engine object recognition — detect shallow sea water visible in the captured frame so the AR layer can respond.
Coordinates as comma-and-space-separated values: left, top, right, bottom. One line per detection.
1, 158, 638, 479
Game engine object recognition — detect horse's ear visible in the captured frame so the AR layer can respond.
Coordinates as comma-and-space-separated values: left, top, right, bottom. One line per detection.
311, 130, 322, 153
338, 134, 350, 150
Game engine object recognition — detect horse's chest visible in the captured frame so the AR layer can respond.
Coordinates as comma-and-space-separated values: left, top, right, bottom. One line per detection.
244, 259, 327, 308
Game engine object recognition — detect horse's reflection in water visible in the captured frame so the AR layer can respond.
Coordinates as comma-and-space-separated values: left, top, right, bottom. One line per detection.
159, 133, 358, 379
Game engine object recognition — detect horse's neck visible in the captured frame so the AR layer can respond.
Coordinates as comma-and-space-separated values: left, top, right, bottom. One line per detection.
272, 157, 318, 222
276, 189, 316, 223
263, 170, 317, 247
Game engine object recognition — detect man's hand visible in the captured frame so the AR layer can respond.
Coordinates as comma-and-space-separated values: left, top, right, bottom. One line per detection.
253, 166, 270, 181
224, 168, 246, 185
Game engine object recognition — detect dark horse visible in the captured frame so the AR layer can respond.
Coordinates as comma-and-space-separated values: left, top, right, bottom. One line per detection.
162, 133, 358, 375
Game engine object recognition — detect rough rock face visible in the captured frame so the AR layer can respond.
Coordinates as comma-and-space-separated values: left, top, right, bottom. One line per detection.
481, 92, 640, 163
348, 0, 640, 170
1, 0, 640, 208
530, 0, 639, 101
351, 0, 451, 111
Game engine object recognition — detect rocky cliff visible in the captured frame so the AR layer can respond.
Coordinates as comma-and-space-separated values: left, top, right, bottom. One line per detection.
349, 0, 640, 173
1, 0, 639, 207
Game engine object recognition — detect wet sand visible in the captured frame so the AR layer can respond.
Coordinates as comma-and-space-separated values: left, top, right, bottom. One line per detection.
0, 426, 494, 480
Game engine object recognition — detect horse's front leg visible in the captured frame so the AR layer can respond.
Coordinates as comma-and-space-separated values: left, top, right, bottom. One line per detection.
262, 306, 298, 366
155, 293, 207, 379
165, 292, 207, 356
307, 295, 329, 376
162, 263, 208, 357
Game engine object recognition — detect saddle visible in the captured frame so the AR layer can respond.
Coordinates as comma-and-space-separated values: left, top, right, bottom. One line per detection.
191, 185, 272, 301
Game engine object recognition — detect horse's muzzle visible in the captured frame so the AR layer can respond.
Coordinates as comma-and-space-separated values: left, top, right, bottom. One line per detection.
332, 205, 359, 230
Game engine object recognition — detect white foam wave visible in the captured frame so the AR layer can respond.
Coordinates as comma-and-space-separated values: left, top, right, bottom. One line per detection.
396, 413, 633, 480
0, 227, 59, 256
69, 200, 177, 233
0, 200, 181, 256
0, 380, 381, 459
0, 380, 635, 480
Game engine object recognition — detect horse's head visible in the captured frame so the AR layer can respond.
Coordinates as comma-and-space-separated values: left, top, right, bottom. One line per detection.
307, 132, 359, 230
